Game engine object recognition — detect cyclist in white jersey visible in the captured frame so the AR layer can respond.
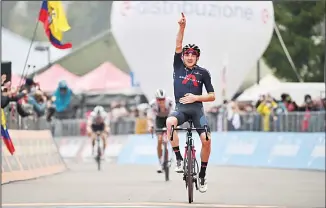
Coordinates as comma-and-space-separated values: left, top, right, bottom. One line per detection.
147, 89, 175, 173
87, 106, 110, 158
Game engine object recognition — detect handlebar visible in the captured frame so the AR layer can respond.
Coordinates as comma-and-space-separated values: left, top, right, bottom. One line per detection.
151, 127, 167, 138
170, 125, 209, 141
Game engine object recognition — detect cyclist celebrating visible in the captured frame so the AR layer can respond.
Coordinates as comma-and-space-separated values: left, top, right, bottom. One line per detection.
147, 89, 175, 173
87, 106, 110, 158
166, 13, 215, 193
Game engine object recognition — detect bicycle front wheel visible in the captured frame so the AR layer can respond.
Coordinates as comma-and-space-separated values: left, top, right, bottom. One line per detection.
187, 147, 194, 203
97, 144, 101, 171
163, 144, 169, 181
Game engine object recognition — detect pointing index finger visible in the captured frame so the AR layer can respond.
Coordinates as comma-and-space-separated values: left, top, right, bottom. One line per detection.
181, 12, 185, 18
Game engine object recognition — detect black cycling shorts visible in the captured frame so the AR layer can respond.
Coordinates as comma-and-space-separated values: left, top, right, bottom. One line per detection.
91, 123, 105, 132
155, 117, 167, 129
170, 103, 210, 135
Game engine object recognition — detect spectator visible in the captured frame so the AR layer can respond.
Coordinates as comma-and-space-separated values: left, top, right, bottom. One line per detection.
298, 94, 319, 112
227, 101, 242, 131
26, 89, 47, 117
52, 80, 73, 114
1, 77, 27, 108
110, 101, 128, 122
20, 78, 38, 94
216, 100, 228, 131
255, 94, 266, 109
257, 96, 277, 131
297, 94, 319, 132
281, 93, 298, 112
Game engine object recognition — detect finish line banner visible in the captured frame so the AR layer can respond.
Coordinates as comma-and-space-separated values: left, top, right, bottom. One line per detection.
2, 130, 66, 184
117, 132, 325, 171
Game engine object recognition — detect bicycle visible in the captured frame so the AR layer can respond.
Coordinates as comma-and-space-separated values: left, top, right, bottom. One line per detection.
151, 127, 171, 181
94, 131, 103, 171
170, 119, 209, 204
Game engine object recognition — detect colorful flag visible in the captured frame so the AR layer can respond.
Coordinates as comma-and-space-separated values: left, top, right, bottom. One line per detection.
1, 109, 15, 155
38, 0, 72, 49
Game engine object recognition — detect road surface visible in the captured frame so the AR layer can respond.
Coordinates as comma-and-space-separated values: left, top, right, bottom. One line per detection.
2, 162, 325, 208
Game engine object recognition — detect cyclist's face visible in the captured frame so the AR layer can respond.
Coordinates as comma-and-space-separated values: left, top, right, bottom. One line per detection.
156, 98, 165, 107
183, 53, 198, 67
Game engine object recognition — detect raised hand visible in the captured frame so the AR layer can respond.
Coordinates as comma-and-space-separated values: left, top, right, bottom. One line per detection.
178, 12, 186, 28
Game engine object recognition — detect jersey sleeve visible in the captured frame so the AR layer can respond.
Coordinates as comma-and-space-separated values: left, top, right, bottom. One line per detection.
87, 114, 94, 125
203, 70, 215, 93
173, 52, 183, 70
147, 100, 156, 119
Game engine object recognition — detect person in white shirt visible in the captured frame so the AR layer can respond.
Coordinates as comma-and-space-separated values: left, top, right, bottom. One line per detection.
87, 106, 110, 158
147, 89, 175, 173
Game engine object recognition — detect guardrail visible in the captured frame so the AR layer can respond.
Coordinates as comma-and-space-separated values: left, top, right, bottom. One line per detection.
117, 132, 325, 171
4, 110, 325, 136
1, 130, 66, 184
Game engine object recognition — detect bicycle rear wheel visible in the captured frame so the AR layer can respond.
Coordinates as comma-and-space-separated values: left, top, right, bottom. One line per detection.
187, 147, 194, 203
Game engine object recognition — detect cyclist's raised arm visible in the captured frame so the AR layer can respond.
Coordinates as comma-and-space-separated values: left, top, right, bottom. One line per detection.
197, 69, 216, 102
174, 13, 186, 69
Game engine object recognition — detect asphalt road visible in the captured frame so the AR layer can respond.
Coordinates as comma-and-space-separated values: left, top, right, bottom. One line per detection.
2, 162, 325, 208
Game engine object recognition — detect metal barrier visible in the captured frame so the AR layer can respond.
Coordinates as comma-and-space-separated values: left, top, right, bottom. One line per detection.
5, 109, 325, 136
207, 111, 325, 132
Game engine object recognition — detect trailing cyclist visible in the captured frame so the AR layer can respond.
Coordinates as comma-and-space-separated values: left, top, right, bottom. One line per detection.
87, 106, 110, 159
147, 89, 175, 173
166, 13, 215, 193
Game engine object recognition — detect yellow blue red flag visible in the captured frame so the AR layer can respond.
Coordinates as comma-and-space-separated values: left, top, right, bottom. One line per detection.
1, 109, 15, 155
38, 0, 72, 49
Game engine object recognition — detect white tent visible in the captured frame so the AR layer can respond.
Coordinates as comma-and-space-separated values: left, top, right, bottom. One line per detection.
237, 74, 282, 101
238, 75, 325, 104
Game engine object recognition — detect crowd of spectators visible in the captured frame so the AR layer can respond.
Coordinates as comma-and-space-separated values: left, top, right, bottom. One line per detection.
2, 76, 74, 129
207, 93, 325, 132
3, 74, 325, 134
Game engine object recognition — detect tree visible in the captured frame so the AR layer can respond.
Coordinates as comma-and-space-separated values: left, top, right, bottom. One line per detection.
263, 2, 325, 82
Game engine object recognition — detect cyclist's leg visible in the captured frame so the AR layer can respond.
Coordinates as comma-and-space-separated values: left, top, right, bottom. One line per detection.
167, 104, 187, 173
91, 132, 97, 155
192, 105, 210, 193
100, 131, 107, 154
89, 124, 97, 155
98, 123, 107, 157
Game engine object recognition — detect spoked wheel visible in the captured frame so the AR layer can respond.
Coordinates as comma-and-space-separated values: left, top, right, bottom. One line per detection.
96, 146, 101, 171
163, 145, 169, 181
187, 147, 194, 203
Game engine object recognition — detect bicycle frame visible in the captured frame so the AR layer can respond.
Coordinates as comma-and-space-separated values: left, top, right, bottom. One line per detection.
170, 120, 209, 203
183, 130, 196, 165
